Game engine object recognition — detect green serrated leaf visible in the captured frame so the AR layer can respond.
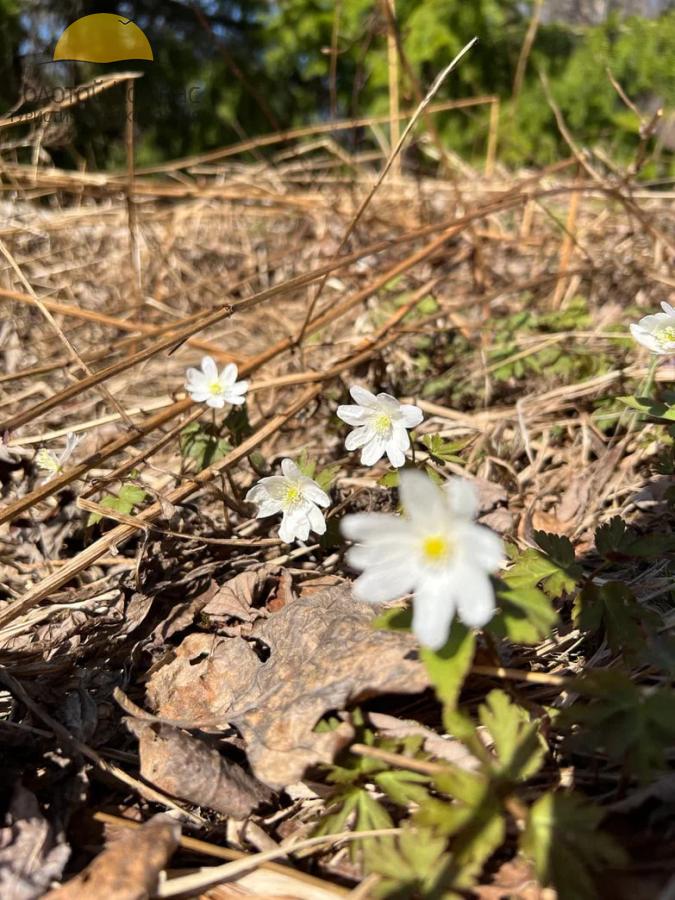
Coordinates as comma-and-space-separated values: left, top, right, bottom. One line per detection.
595, 516, 675, 559
506, 545, 579, 600
573, 581, 661, 661
315, 462, 340, 491
424, 767, 505, 887
374, 769, 431, 807
521, 792, 627, 900
489, 584, 558, 644
559, 671, 675, 781
367, 826, 454, 899
295, 448, 316, 478
619, 395, 675, 421
87, 482, 148, 526
180, 422, 231, 470
421, 433, 469, 464
478, 689, 546, 781
421, 621, 476, 720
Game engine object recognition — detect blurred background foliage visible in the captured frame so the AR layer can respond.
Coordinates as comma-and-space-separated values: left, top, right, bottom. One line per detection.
2, 0, 674, 173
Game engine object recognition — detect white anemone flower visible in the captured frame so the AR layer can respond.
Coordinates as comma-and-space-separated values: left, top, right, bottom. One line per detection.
185, 356, 249, 409
630, 302, 675, 355
246, 458, 331, 544
337, 386, 424, 468
341, 471, 504, 650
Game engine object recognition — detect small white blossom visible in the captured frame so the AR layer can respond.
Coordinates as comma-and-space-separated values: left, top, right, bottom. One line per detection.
36, 432, 81, 482
341, 471, 504, 650
185, 356, 249, 409
630, 302, 675, 355
337, 386, 424, 468
246, 458, 331, 544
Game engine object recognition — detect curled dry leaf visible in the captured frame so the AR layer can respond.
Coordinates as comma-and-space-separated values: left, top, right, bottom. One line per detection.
202, 564, 294, 623
146, 584, 428, 789
44, 813, 179, 900
0, 784, 70, 900
126, 719, 272, 818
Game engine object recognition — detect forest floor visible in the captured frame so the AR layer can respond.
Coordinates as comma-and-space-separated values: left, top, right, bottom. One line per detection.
1, 132, 674, 899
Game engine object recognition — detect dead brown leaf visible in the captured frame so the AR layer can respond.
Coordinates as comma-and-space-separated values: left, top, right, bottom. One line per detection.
202, 565, 294, 624
44, 813, 179, 900
0, 784, 70, 900
126, 719, 272, 817
146, 584, 428, 789
475, 858, 549, 899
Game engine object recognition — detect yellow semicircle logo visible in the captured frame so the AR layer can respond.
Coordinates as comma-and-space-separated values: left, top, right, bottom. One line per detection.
54, 14, 153, 63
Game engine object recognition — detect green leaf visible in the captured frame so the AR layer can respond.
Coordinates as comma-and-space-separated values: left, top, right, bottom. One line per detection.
560, 671, 675, 781
423, 767, 505, 886
372, 605, 412, 632
366, 826, 454, 899
573, 581, 661, 661
296, 448, 316, 478
87, 482, 148, 526
315, 462, 340, 491
595, 516, 675, 559
619, 395, 675, 421
489, 584, 558, 645
479, 690, 546, 782
224, 404, 253, 445
421, 433, 469, 465
420, 621, 476, 719
378, 470, 399, 488
180, 422, 231, 470
506, 544, 579, 600
374, 769, 431, 807
521, 792, 627, 900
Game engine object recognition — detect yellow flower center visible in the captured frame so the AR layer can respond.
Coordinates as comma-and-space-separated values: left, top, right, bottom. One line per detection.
373, 412, 392, 435
422, 534, 451, 564
657, 326, 675, 346
284, 483, 302, 506
209, 380, 223, 395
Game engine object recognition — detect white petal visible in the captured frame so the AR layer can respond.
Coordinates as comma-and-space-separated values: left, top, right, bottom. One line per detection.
186, 367, 207, 386
399, 404, 424, 428
301, 480, 331, 507
399, 470, 446, 528
345, 425, 373, 451
455, 565, 496, 628
253, 476, 287, 500
226, 392, 247, 406
206, 396, 225, 409
201, 356, 218, 380
307, 502, 327, 535
278, 508, 305, 543
391, 423, 411, 452
385, 441, 406, 468
219, 363, 238, 386
187, 389, 211, 403
349, 385, 379, 408
457, 524, 504, 572
412, 573, 456, 650
255, 498, 284, 517
346, 539, 412, 570
281, 459, 301, 479
337, 404, 369, 426
360, 436, 386, 466
228, 379, 249, 395
341, 511, 407, 542
352, 564, 415, 604
376, 392, 402, 411
660, 302, 675, 317
630, 323, 664, 353
245, 483, 269, 503
445, 478, 479, 520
